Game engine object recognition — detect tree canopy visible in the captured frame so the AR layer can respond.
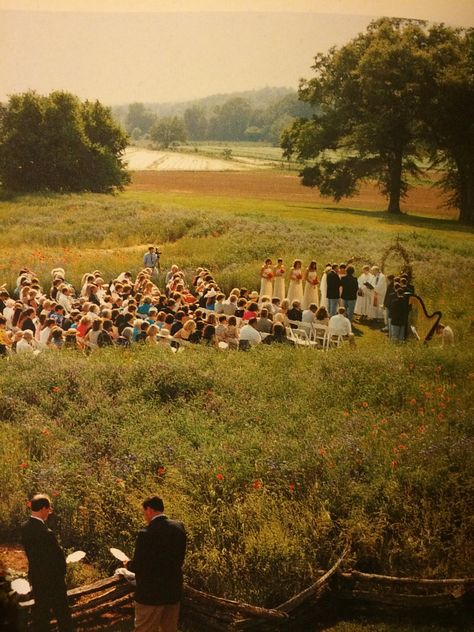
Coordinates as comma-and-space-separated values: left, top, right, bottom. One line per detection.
281, 19, 474, 223
0, 91, 130, 194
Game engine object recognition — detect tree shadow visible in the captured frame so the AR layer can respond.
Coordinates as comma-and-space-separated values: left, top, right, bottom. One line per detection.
287, 204, 473, 234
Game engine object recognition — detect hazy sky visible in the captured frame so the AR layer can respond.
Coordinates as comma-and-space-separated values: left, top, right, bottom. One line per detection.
1, 0, 473, 105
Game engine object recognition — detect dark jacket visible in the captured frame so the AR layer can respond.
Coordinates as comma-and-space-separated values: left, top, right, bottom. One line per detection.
128, 515, 186, 605
340, 275, 359, 301
21, 517, 67, 592
326, 271, 342, 299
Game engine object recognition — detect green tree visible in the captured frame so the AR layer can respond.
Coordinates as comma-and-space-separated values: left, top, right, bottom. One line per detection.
150, 116, 187, 148
125, 102, 156, 136
282, 18, 431, 214
208, 98, 253, 141
422, 26, 474, 225
184, 105, 208, 140
0, 91, 130, 193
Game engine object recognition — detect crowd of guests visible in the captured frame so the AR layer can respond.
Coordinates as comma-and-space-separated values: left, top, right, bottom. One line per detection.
0, 256, 451, 356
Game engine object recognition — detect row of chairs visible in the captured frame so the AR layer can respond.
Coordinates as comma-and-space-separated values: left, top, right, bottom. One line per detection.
286, 321, 347, 350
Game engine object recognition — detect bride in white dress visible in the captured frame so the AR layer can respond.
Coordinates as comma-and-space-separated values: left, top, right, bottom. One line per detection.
259, 258, 274, 298
273, 258, 286, 301
302, 261, 320, 309
286, 259, 304, 305
319, 264, 331, 310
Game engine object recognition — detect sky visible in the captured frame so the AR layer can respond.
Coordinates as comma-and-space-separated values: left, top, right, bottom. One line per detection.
1, 0, 473, 106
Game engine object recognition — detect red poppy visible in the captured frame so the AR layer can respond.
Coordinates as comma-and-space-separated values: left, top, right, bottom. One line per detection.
327, 462, 335, 469
216, 473, 224, 481
252, 480, 261, 490
319, 448, 327, 456
51, 386, 60, 393
157, 466, 166, 476
342, 411, 349, 417
409, 398, 417, 405
52, 490, 60, 497
20, 463, 27, 468
408, 363, 415, 370
289, 483, 295, 492
362, 401, 369, 408
418, 425, 425, 434
391, 460, 398, 468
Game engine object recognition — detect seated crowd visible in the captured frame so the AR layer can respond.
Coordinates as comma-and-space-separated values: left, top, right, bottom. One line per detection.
0, 263, 359, 356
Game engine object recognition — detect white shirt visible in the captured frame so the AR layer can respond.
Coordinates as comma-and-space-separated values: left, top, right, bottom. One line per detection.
16, 339, 35, 354
239, 324, 262, 346
328, 314, 352, 336
302, 309, 316, 323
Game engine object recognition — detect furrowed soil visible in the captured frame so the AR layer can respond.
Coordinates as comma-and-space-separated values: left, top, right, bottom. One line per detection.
129, 170, 458, 219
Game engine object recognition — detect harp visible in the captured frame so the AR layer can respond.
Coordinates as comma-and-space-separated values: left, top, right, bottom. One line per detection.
408, 295, 442, 343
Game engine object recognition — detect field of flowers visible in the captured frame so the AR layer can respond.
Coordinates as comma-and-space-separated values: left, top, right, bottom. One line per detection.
0, 184, 473, 629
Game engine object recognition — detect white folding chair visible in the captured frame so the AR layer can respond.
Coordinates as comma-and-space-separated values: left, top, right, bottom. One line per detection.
326, 330, 345, 349
311, 324, 329, 349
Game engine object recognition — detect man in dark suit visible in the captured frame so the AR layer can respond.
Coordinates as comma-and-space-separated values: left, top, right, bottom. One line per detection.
21, 494, 73, 632
127, 496, 186, 632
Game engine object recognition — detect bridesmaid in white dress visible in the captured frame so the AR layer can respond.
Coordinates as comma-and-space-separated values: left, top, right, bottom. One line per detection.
286, 259, 304, 305
259, 258, 274, 298
302, 260, 320, 309
319, 264, 331, 310
273, 258, 286, 300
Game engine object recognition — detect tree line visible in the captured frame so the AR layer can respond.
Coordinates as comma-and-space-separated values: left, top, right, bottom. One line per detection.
281, 18, 474, 224
124, 93, 313, 146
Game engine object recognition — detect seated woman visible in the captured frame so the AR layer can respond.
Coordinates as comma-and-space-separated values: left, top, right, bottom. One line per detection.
225, 316, 239, 350
315, 306, 330, 327
173, 319, 197, 344
262, 322, 294, 345
243, 302, 259, 322
201, 324, 217, 347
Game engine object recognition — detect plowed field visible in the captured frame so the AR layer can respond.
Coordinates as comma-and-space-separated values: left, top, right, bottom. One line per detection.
129, 170, 456, 218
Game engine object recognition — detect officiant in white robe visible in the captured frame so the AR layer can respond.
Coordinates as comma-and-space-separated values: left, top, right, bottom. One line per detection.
368, 266, 387, 320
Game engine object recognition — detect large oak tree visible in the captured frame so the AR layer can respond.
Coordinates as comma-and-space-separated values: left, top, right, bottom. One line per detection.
282, 18, 432, 215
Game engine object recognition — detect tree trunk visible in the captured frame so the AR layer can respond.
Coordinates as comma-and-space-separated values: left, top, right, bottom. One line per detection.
458, 167, 474, 225
387, 152, 403, 214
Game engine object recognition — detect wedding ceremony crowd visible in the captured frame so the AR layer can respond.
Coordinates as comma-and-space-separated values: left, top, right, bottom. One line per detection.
0, 252, 450, 356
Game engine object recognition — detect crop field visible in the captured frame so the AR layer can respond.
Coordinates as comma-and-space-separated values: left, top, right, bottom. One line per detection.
1, 171, 473, 631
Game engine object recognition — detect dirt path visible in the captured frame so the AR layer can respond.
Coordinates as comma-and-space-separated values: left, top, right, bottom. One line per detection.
129, 171, 457, 218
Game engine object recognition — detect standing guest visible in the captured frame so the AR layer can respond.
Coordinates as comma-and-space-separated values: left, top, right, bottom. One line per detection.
273, 259, 286, 301
389, 289, 409, 342
143, 246, 159, 275
302, 261, 319, 309
340, 265, 359, 321
259, 259, 274, 298
286, 260, 304, 305
125, 496, 186, 632
21, 494, 74, 632
381, 275, 396, 333
326, 264, 342, 317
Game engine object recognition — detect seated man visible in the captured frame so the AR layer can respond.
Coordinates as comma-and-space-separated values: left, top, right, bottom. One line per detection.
328, 307, 356, 347
239, 317, 262, 347
287, 300, 303, 326
302, 303, 318, 324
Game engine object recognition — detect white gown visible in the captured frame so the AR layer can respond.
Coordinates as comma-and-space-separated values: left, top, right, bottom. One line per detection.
369, 273, 387, 320
319, 272, 328, 310
259, 266, 274, 298
302, 271, 319, 309
273, 267, 286, 301
354, 273, 372, 316
287, 270, 304, 305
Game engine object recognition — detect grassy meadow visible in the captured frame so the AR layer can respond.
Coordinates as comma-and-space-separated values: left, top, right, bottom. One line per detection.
1, 174, 473, 630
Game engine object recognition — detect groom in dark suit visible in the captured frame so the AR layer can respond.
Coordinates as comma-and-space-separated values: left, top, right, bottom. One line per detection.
21, 494, 73, 632
127, 496, 187, 632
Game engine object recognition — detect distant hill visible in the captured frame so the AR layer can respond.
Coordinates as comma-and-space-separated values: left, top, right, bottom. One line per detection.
112, 86, 295, 123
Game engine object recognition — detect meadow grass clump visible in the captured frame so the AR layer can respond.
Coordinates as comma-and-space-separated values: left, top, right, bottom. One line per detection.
1, 342, 472, 605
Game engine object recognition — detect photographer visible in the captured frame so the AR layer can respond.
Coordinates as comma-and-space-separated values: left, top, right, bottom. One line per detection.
143, 246, 161, 276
